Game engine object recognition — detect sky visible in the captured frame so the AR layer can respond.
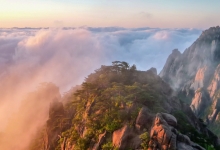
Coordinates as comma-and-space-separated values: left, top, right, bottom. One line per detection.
0, 0, 220, 28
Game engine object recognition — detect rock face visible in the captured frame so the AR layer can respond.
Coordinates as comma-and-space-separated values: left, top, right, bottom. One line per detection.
207, 64, 220, 102
160, 26, 220, 127
148, 113, 205, 150
190, 89, 210, 116
135, 107, 155, 130
112, 125, 141, 150
92, 131, 107, 150
148, 67, 157, 75
159, 49, 182, 90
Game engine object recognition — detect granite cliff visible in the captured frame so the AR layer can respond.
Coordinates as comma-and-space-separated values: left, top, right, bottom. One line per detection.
160, 26, 220, 136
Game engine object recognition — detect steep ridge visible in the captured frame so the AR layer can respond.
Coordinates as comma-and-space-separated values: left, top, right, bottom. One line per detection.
160, 26, 220, 136
30, 61, 219, 150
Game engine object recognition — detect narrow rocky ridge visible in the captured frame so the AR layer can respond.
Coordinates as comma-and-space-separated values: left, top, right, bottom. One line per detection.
30, 61, 219, 149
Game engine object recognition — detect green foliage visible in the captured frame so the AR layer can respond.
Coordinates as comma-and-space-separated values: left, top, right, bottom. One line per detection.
172, 110, 194, 134
178, 90, 194, 105
105, 119, 122, 132
201, 104, 213, 120
207, 145, 215, 150
55, 61, 172, 149
173, 110, 217, 150
74, 138, 89, 150
139, 132, 150, 150
209, 121, 220, 138
30, 61, 219, 149
102, 142, 114, 150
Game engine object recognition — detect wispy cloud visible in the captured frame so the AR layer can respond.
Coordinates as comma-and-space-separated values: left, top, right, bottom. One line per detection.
137, 11, 153, 19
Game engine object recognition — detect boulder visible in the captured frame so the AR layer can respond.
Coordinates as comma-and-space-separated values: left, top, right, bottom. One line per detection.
148, 113, 176, 150
177, 134, 191, 145
161, 113, 177, 127
148, 113, 205, 150
177, 142, 194, 150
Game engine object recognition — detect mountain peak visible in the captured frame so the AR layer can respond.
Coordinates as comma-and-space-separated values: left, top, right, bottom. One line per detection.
160, 26, 220, 139
199, 26, 220, 41
148, 67, 157, 75
172, 48, 181, 55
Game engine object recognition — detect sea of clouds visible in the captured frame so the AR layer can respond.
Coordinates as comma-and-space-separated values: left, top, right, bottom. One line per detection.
0, 27, 202, 149
0, 27, 201, 92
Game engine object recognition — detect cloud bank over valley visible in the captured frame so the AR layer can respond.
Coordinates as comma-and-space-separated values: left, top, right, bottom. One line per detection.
0, 27, 201, 90
0, 27, 202, 149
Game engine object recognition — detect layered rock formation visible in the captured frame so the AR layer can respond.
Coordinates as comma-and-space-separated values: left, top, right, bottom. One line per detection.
160, 26, 220, 131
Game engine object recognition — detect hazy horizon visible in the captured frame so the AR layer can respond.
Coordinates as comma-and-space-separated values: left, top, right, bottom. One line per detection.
1, 1, 220, 29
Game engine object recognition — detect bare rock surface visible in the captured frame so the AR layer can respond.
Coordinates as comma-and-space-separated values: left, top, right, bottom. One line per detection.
112, 125, 141, 150
160, 26, 220, 125
92, 131, 107, 150
135, 107, 155, 130
148, 67, 157, 75
190, 89, 208, 116
148, 113, 205, 150
161, 113, 177, 127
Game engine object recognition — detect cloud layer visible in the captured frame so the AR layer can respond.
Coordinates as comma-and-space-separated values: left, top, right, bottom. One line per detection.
0, 27, 201, 91
0, 27, 201, 81
0, 27, 202, 108
0, 27, 201, 149
0, 27, 202, 114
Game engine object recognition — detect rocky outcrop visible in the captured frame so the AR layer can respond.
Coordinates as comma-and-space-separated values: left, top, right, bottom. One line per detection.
148, 67, 157, 75
160, 26, 220, 127
160, 26, 220, 90
60, 137, 74, 150
148, 113, 205, 150
112, 125, 141, 150
159, 49, 182, 90
190, 67, 207, 90
92, 131, 107, 150
207, 64, 220, 99
149, 113, 177, 150
190, 89, 210, 116
135, 107, 155, 130
161, 113, 177, 127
